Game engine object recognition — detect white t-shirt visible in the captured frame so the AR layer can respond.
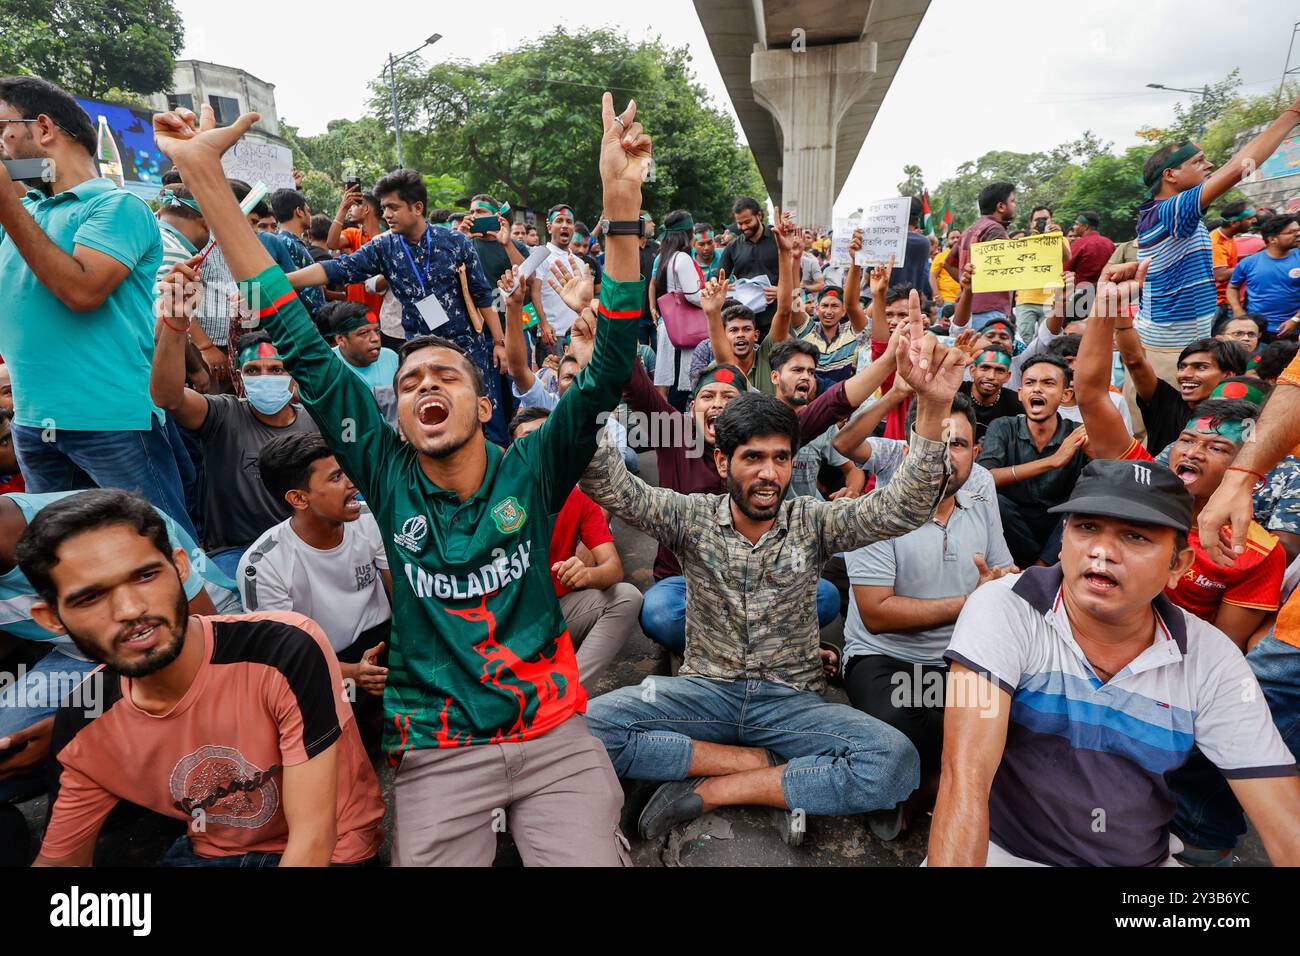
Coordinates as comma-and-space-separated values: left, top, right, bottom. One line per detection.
654, 250, 704, 393
237, 512, 390, 653
536, 242, 580, 336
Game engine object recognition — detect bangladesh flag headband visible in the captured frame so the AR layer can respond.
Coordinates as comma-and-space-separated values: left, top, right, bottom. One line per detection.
471, 200, 510, 216
977, 349, 1012, 369
547, 206, 574, 225
1184, 414, 1247, 446
693, 364, 744, 397
238, 341, 284, 366
664, 216, 696, 234
1210, 379, 1267, 406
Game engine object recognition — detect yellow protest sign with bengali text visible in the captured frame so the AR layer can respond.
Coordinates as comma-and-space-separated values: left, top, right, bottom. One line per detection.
971, 232, 1064, 293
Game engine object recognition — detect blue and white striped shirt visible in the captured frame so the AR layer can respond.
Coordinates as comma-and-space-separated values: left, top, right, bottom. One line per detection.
1135, 183, 1216, 350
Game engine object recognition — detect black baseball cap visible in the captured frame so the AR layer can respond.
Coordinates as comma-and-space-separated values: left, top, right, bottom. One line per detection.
1047, 459, 1193, 533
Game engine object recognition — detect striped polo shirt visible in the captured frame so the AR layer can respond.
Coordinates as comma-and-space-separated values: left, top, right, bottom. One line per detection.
793, 315, 863, 383
1135, 182, 1216, 350
946, 564, 1296, 867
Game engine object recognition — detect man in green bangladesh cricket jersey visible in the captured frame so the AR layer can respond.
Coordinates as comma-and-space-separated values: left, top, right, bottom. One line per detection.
153, 92, 653, 866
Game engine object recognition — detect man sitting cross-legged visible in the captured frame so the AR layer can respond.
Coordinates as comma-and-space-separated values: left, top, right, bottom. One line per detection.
580, 294, 966, 844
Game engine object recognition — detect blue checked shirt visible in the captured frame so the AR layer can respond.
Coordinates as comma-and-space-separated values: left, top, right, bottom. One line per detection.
319, 226, 494, 338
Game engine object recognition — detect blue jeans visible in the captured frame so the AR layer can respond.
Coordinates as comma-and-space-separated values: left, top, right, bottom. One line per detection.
1171, 634, 1300, 851
12, 417, 198, 543
159, 834, 378, 866
586, 676, 919, 815
210, 546, 249, 581
0, 648, 99, 803
639, 576, 840, 654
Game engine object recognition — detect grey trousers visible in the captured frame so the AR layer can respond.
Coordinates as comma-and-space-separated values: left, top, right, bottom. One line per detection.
392, 714, 631, 866
560, 581, 643, 687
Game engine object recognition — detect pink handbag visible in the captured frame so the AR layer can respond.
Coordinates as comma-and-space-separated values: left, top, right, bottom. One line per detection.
657, 253, 708, 349
657, 291, 709, 349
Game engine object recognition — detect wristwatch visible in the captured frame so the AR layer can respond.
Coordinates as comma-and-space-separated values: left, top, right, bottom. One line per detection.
599, 219, 644, 237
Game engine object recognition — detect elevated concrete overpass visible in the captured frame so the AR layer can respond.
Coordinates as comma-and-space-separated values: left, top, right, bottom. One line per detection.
693, 0, 932, 228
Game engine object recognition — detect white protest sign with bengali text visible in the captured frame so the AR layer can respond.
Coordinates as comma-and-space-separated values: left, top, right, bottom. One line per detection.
220, 140, 294, 192
830, 217, 860, 267
855, 197, 910, 266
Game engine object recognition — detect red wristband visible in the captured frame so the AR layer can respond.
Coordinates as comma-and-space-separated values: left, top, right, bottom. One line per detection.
161, 317, 189, 335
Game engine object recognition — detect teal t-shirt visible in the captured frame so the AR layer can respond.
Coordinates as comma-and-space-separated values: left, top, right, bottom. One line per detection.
332, 344, 400, 423
0, 491, 238, 659
0, 179, 163, 430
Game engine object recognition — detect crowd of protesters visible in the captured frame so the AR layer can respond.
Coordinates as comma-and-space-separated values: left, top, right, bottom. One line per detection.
1, 70, 1300, 869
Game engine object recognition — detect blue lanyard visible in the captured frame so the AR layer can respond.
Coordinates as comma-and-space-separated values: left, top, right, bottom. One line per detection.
399, 228, 433, 297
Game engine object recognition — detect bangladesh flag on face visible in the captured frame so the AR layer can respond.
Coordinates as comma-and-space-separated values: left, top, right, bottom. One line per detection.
922, 191, 932, 235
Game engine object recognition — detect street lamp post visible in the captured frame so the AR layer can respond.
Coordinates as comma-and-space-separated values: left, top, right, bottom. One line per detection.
1146, 82, 1211, 141
387, 33, 442, 168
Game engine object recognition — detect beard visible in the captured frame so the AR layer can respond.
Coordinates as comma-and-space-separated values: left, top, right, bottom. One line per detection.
727, 473, 785, 522
66, 578, 190, 678
407, 421, 478, 460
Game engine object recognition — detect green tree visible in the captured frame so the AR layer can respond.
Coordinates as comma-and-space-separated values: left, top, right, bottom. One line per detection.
0, 0, 183, 98
1053, 145, 1151, 241
371, 27, 766, 225
897, 164, 925, 197
424, 173, 468, 209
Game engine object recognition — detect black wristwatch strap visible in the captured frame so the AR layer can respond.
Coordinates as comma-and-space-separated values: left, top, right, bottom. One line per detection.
604, 219, 643, 236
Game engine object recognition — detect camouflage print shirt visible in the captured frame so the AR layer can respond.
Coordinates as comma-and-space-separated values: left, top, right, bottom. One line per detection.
581, 433, 952, 692
1254, 456, 1300, 536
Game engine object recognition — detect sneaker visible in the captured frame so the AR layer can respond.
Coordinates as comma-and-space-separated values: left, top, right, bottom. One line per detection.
769, 807, 806, 847
638, 778, 706, 840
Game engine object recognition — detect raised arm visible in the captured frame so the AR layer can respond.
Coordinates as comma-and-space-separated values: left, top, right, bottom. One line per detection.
701, 270, 736, 365
500, 267, 536, 393
832, 386, 909, 464
530, 93, 650, 503
326, 186, 360, 251
1200, 95, 1300, 210
767, 208, 799, 344
868, 256, 895, 343
1075, 274, 1140, 459
151, 262, 215, 431
151, 105, 398, 497
579, 440, 691, 552
818, 297, 964, 555
844, 229, 868, 333
1114, 296, 1158, 401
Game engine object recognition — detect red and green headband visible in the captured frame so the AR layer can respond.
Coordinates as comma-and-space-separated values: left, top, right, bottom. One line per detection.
238, 341, 283, 366
1184, 414, 1248, 446
547, 206, 574, 225
1210, 379, 1267, 406
977, 349, 1012, 369
693, 364, 745, 398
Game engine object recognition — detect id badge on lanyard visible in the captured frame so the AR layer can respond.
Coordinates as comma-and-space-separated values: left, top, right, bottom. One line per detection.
402, 230, 450, 332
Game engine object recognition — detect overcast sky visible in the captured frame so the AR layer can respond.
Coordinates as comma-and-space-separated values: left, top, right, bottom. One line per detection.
173, 0, 1298, 216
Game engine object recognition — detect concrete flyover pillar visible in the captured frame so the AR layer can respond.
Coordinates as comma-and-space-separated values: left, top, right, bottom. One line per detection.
750, 40, 876, 230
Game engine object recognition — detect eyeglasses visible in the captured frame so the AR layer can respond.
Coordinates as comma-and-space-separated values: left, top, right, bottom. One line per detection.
0, 118, 39, 128
1225, 330, 1258, 340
